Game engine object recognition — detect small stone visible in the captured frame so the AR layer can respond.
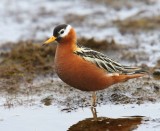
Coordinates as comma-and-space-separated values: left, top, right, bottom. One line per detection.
153, 69, 160, 79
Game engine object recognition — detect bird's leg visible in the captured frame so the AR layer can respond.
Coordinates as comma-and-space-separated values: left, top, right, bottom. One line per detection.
91, 91, 97, 107
90, 91, 97, 121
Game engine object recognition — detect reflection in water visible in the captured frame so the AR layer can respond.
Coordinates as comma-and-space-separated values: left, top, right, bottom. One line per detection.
68, 116, 142, 131
91, 106, 98, 121
68, 106, 143, 131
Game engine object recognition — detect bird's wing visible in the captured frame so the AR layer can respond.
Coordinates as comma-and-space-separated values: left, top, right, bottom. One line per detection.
74, 47, 145, 75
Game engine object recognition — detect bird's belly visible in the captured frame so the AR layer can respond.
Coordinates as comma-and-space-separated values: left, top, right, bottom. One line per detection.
55, 56, 111, 91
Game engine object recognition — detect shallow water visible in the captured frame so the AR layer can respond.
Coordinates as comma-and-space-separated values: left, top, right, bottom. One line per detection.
0, 103, 160, 131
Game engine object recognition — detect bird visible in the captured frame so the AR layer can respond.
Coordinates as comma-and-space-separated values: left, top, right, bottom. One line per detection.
43, 24, 146, 119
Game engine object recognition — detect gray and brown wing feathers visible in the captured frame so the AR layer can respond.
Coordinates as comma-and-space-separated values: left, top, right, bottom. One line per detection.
74, 47, 146, 75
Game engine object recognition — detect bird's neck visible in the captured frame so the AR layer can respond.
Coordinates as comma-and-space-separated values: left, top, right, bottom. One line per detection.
55, 38, 77, 65
58, 41, 77, 52
58, 28, 77, 52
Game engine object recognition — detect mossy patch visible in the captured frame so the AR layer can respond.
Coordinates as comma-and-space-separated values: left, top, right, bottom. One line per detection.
78, 38, 122, 50
114, 16, 160, 31
0, 41, 56, 90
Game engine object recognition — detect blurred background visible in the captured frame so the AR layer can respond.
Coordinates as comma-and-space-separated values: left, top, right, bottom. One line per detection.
0, 0, 160, 131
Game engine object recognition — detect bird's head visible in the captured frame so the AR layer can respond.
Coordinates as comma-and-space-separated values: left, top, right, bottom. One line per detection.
44, 24, 76, 45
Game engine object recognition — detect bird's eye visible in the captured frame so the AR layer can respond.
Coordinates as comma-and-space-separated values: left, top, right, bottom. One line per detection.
59, 30, 64, 34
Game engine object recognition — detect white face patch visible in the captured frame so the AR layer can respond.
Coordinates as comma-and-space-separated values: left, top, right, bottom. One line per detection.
60, 25, 71, 37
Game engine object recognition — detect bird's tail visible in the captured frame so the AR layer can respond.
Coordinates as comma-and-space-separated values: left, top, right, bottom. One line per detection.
118, 66, 148, 80
113, 66, 147, 83
122, 66, 147, 75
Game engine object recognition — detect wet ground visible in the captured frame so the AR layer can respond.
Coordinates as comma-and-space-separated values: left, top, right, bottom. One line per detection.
0, 0, 160, 131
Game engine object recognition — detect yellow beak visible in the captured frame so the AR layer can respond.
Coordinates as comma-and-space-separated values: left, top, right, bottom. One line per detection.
43, 36, 56, 45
